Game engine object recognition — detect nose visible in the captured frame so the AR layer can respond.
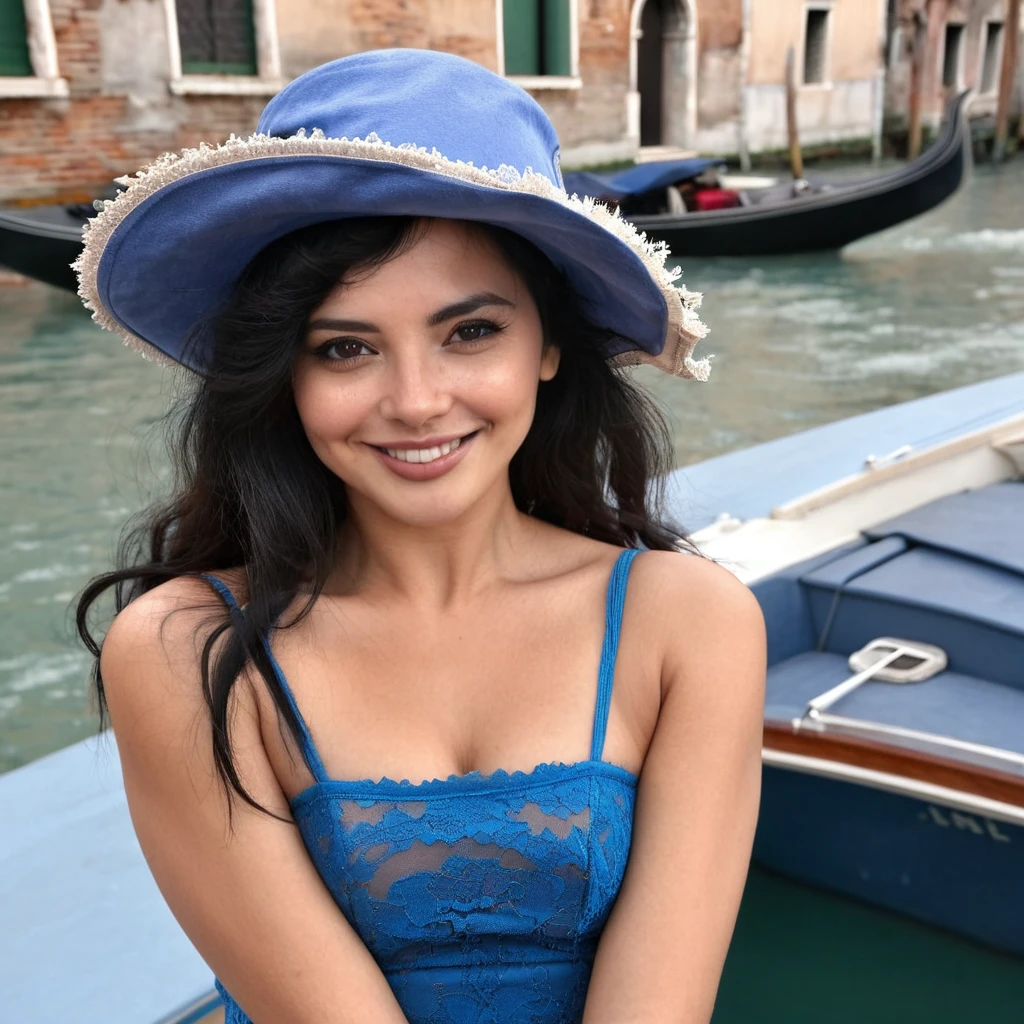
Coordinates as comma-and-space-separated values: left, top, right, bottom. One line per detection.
378, 349, 454, 428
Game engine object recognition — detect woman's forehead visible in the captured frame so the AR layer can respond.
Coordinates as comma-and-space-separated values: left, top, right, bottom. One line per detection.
316, 220, 523, 312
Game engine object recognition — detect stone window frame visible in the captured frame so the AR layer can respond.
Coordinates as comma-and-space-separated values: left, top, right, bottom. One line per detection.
163, 0, 283, 97
939, 21, 967, 91
0, 0, 68, 99
977, 17, 1005, 96
800, 1, 835, 90
495, 0, 582, 91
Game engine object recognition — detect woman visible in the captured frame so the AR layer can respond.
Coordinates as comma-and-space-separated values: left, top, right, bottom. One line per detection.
75, 49, 765, 1024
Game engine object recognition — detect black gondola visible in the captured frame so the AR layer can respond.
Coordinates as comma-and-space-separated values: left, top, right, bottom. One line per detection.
565, 90, 973, 257
0, 200, 90, 293
0, 92, 972, 290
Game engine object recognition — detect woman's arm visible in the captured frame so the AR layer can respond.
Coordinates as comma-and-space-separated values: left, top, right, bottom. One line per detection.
101, 577, 409, 1024
582, 552, 766, 1024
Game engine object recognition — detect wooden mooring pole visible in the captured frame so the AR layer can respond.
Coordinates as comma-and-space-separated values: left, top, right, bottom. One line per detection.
993, 0, 1022, 162
785, 46, 804, 180
907, 6, 929, 160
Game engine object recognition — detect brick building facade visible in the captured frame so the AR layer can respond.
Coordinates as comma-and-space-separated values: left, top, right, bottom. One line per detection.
0, 0, 1019, 205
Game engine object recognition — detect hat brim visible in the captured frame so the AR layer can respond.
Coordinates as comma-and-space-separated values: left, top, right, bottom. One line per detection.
75, 131, 709, 379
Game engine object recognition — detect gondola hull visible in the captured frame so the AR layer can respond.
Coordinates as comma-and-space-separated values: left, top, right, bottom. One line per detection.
629, 91, 972, 256
0, 94, 974, 289
0, 206, 82, 292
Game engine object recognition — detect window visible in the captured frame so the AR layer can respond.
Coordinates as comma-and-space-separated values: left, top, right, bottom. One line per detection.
941, 23, 964, 88
164, 0, 281, 95
176, 0, 257, 75
503, 0, 572, 78
0, 0, 32, 77
0, 0, 67, 97
980, 21, 1003, 94
803, 7, 830, 85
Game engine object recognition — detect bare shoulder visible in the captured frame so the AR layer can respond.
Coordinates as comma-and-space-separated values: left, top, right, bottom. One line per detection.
100, 571, 245, 722
626, 549, 766, 695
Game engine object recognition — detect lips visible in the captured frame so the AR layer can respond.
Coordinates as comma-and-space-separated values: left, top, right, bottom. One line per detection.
381, 436, 464, 464
368, 430, 479, 481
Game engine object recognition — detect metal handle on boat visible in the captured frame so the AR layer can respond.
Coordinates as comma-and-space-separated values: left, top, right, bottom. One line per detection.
792, 637, 1024, 774
796, 643, 915, 722
863, 444, 913, 469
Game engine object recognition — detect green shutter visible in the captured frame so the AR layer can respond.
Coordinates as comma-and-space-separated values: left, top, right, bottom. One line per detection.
542, 0, 571, 77
178, 0, 258, 76
0, 0, 33, 77
504, 0, 540, 76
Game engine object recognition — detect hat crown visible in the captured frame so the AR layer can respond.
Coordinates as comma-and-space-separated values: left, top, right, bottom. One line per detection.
257, 49, 564, 187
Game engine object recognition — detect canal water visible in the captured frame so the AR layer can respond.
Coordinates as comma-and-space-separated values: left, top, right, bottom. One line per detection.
2, 162, 1024, 774
2, 161, 1024, 1020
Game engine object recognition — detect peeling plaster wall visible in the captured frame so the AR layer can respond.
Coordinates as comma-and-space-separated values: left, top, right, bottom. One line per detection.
886, 0, 1015, 132
98, 0, 177, 134
742, 0, 885, 152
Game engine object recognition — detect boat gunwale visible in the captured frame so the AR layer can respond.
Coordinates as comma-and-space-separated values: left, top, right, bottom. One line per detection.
763, 721, 1024, 817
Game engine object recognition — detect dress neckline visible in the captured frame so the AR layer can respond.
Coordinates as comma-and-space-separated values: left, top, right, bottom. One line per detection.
289, 757, 639, 810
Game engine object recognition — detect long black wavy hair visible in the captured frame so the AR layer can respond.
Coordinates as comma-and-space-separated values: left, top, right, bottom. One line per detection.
75, 215, 700, 816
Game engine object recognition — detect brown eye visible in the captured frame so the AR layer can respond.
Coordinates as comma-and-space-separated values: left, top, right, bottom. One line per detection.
317, 339, 373, 361
451, 320, 500, 344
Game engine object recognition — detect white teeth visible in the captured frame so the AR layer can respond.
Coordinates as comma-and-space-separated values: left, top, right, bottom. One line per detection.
384, 437, 463, 463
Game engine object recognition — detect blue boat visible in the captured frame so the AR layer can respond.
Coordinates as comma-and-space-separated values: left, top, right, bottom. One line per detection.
670, 372, 1024, 958
2, 373, 1022, 1021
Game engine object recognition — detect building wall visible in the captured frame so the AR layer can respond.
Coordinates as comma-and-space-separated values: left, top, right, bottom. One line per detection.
7, 0, 969, 207
0, 0, 266, 202
278, 0, 499, 78
530, 0, 632, 168
743, 0, 887, 153
886, 0, 1016, 134
693, 0, 744, 153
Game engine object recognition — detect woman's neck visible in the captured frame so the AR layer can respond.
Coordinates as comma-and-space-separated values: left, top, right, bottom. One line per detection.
330, 487, 545, 607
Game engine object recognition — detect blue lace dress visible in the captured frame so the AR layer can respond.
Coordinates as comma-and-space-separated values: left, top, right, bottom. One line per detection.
202, 548, 639, 1023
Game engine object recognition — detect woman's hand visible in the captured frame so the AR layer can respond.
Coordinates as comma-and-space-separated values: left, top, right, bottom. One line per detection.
101, 576, 410, 1024
582, 551, 766, 1024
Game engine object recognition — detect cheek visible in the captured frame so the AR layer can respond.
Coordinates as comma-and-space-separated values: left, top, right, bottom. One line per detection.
454, 338, 546, 425
292, 372, 371, 449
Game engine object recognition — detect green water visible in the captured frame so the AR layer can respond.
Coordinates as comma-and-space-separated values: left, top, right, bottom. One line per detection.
2, 161, 1024, 1014
715, 867, 1024, 1022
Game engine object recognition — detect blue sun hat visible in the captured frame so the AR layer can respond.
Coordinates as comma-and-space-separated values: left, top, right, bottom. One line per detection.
75, 48, 710, 380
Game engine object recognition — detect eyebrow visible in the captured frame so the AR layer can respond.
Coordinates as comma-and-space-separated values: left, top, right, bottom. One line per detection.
306, 291, 515, 334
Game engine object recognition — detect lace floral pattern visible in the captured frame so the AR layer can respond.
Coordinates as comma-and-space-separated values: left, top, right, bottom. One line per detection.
217, 762, 637, 1024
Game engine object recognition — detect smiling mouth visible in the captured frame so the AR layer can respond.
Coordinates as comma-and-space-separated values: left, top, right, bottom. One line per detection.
374, 431, 479, 464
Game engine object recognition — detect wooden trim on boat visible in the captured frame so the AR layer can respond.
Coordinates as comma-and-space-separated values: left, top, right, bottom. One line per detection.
763, 721, 1024, 809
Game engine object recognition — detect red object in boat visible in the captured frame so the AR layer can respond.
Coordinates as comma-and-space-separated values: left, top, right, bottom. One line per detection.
692, 188, 742, 211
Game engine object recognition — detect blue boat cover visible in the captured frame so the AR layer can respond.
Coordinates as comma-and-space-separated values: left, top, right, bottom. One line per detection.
561, 170, 626, 202
561, 157, 724, 202
865, 481, 1024, 576
607, 157, 724, 195
794, 481, 1024, 689
764, 651, 1024, 763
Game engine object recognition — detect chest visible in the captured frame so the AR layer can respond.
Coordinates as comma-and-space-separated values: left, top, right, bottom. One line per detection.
254, 574, 660, 799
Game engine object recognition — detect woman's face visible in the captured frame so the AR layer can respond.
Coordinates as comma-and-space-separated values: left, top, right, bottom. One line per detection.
291, 219, 559, 529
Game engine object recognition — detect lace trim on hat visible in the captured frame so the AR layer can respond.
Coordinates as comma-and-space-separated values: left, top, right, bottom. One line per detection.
74, 129, 711, 380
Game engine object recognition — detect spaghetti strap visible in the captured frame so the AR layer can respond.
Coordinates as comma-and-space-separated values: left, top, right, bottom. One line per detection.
589, 549, 639, 763
198, 573, 330, 785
